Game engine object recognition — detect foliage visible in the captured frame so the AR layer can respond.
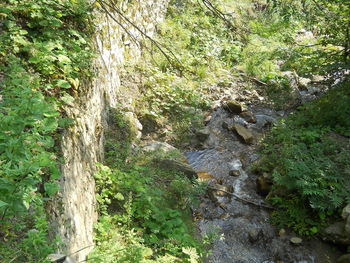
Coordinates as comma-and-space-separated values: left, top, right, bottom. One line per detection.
91, 155, 206, 262
0, 0, 93, 261
134, 0, 248, 143
259, 81, 350, 235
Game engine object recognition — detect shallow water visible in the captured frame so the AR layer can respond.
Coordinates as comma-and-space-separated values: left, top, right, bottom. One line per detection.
186, 105, 340, 263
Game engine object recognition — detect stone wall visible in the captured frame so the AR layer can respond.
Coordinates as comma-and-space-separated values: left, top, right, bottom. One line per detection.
49, 1, 169, 261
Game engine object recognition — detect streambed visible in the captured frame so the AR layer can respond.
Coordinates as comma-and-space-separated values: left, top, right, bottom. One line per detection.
186, 105, 341, 263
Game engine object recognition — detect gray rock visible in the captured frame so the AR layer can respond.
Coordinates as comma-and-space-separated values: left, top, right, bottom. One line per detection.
231, 124, 254, 144
337, 254, 350, 263
311, 75, 325, 83
196, 128, 210, 142
298, 77, 311, 89
346, 216, 350, 234
321, 221, 350, 245
142, 141, 177, 154
124, 112, 142, 140
48, 254, 66, 263
158, 159, 197, 180
239, 111, 257, 123
204, 115, 212, 125
48, 254, 76, 263
341, 204, 350, 219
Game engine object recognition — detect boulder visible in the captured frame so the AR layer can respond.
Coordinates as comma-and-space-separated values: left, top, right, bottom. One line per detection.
196, 128, 210, 143
231, 124, 254, 144
223, 100, 243, 114
124, 112, 143, 140
346, 216, 350, 234
142, 141, 177, 153
342, 204, 350, 219
321, 221, 350, 245
158, 159, 197, 180
239, 111, 257, 123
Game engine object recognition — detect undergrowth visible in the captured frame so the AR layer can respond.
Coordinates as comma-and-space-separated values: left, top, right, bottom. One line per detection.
0, 0, 93, 261
90, 110, 208, 262
258, 81, 350, 235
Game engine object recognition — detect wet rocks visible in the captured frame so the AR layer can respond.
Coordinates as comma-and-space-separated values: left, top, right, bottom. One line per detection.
231, 124, 254, 144
223, 100, 243, 114
239, 111, 257, 123
321, 221, 350, 245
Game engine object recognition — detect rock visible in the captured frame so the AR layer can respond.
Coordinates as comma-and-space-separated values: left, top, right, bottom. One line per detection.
196, 128, 210, 142
197, 171, 215, 180
279, 228, 286, 236
290, 237, 303, 245
48, 254, 76, 263
239, 111, 257, 123
142, 141, 177, 154
298, 77, 311, 89
124, 112, 142, 140
231, 124, 254, 144
140, 113, 160, 134
158, 159, 197, 180
311, 75, 325, 83
256, 173, 273, 196
346, 216, 350, 234
210, 184, 233, 196
223, 100, 243, 114
229, 169, 241, 177
337, 254, 350, 263
48, 254, 66, 263
342, 204, 350, 219
321, 221, 350, 245
204, 115, 212, 125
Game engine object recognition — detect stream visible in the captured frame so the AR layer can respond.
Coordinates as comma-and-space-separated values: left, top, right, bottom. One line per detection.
185, 104, 341, 263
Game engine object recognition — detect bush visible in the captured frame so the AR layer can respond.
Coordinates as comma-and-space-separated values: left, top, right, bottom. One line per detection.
259, 81, 350, 235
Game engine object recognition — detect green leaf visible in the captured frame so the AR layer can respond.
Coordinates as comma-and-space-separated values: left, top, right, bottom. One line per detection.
0, 200, 9, 208
55, 79, 71, 89
44, 182, 59, 196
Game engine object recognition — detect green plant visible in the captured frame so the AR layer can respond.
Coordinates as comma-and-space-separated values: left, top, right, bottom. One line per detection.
259, 81, 350, 235
0, 0, 94, 260
92, 135, 206, 262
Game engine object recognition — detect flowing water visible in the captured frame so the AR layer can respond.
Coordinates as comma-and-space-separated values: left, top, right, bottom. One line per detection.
186, 106, 341, 263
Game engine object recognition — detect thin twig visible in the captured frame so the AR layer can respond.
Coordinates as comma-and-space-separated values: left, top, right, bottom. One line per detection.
97, 0, 182, 67
208, 187, 275, 210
